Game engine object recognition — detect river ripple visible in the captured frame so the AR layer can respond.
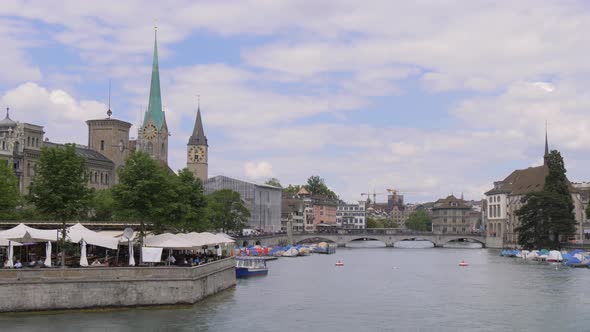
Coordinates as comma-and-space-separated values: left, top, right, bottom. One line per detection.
1, 248, 589, 332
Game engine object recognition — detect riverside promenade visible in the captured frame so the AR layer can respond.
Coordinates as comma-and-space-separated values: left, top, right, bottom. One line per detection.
0, 258, 236, 312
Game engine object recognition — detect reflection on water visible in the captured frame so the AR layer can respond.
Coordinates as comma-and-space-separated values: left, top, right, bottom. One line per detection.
394, 240, 434, 248
444, 241, 483, 249
345, 240, 386, 248
1, 248, 590, 331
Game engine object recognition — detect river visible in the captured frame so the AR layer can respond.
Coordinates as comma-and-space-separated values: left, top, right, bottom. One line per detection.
1, 246, 589, 331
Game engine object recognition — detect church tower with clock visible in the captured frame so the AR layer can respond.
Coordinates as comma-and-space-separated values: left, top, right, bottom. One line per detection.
187, 105, 208, 182
138, 26, 169, 165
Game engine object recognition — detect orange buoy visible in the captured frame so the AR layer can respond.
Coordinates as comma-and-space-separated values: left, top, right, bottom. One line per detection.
459, 260, 468, 267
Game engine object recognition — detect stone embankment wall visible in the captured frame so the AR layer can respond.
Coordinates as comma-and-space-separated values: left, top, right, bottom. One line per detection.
0, 258, 236, 312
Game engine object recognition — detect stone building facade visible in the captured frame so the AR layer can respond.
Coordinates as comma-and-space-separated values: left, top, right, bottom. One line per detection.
431, 195, 472, 234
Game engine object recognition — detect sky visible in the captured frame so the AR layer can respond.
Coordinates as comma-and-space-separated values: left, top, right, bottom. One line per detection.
1, 0, 590, 203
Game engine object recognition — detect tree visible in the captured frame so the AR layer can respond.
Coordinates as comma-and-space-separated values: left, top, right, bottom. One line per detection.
89, 189, 115, 221
29, 144, 91, 267
265, 178, 282, 188
366, 216, 384, 228
206, 189, 250, 232
515, 150, 576, 249
284, 184, 301, 195
167, 169, 209, 232
405, 210, 432, 231
304, 175, 338, 200
112, 152, 176, 261
0, 160, 20, 219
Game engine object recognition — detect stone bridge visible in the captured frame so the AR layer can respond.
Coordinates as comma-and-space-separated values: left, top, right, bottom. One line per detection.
237, 229, 486, 248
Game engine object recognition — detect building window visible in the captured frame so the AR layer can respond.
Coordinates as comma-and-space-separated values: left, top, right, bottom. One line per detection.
27, 163, 31, 176
147, 142, 153, 156
100, 173, 104, 184
1, 141, 4, 150
94, 172, 98, 183
27, 137, 30, 146
100, 140, 105, 151
105, 174, 109, 185
36, 138, 39, 147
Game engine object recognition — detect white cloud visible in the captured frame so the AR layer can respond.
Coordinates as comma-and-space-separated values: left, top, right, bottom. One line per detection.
1, 82, 106, 144
244, 161, 273, 180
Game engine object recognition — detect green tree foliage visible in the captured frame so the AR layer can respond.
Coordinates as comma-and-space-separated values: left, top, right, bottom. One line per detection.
405, 210, 432, 231
206, 189, 250, 232
515, 150, 576, 249
304, 175, 338, 200
284, 184, 301, 194
89, 189, 115, 221
265, 178, 282, 188
28, 144, 91, 267
366, 216, 384, 228
0, 160, 20, 219
166, 169, 209, 232
112, 152, 176, 239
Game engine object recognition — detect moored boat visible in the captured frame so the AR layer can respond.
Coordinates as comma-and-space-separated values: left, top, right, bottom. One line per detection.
235, 257, 268, 278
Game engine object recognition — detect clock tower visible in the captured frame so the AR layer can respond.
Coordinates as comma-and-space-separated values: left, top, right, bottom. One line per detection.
187, 105, 208, 182
138, 26, 169, 165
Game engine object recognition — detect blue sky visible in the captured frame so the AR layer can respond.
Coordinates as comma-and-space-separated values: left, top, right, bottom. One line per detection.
1, 1, 590, 202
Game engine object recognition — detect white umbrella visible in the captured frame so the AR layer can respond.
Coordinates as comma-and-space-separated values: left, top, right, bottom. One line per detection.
44, 241, 52, 267
128, 240, 135, 266
6, 241, 14, 268
80, 240, 88, 267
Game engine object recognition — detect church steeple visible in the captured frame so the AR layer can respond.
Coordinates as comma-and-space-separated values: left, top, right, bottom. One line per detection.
188, 103, 207, 146
143, 25, 164, 130
544, 122, 549, 165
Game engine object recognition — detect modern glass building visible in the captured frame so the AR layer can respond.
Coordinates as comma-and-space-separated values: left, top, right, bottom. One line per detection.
204, 175, 282, 232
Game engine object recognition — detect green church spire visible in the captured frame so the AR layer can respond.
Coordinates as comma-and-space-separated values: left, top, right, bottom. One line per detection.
143, 26, 165, 130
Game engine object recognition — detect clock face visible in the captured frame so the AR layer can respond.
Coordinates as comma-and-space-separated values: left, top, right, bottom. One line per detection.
142, 124, 158, 140
188, 146, 206, 163
118, 140, 125, 152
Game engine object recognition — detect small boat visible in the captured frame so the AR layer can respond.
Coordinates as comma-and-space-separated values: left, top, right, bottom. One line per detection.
335, 260, 344, 266
459, 260, 468, 267
235, 257, 268, 278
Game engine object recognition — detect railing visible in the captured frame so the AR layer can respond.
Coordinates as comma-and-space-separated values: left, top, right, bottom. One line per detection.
293, 228, 485, 237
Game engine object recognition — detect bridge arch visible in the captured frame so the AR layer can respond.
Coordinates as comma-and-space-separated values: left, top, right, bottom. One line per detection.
442, 236, 485, 247
394, 238, 436, 248
295, 237, 336, 245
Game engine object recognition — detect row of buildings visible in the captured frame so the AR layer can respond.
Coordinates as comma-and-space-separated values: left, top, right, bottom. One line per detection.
280, 188, 367, 233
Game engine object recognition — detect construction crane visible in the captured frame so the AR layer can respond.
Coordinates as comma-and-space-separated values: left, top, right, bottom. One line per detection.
360, 191, 387, 204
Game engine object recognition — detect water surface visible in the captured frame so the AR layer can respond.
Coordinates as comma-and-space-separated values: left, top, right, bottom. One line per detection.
1, 248, 589, 331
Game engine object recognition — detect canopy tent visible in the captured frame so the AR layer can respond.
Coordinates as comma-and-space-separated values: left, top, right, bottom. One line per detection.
144, 233, 195, 249
0, 223, 58, 242
66, 223, 119, 250
0, 224, 56, 268
215, 232, 235, 241
200, 232, 235, 244
176, 232, 214, 248
0, 238, 22, 247
96, 230, 139, 244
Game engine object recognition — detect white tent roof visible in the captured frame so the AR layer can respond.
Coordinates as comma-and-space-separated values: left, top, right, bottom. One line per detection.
96, 230, 140, 244
177, 232, 217, 247
201, 232, 235, 244
0, 224, 58, 242
66, 223, 120, 249
144, 233, 195, 249
0, 238, 22, 247
215, 232, 235, 241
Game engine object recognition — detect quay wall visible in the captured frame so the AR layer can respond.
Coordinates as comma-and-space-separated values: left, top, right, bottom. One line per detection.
0, 258, 236, 312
